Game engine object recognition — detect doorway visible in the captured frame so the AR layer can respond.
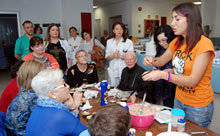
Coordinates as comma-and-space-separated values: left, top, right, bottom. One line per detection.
95, 19, 101, 41
81, 12, 92, 37
109, 15, 122, 35
0, 11, 20, 69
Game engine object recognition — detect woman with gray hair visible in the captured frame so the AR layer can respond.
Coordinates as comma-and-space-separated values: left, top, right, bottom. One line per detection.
26, 69, 88, 136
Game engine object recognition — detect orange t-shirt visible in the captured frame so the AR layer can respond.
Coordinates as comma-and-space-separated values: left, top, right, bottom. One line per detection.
23, 52, 60, 70
169, 35, 215, 107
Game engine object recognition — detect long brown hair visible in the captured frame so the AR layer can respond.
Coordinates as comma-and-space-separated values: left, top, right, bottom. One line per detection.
45, 23, 61, 45
172, 2, 203, 51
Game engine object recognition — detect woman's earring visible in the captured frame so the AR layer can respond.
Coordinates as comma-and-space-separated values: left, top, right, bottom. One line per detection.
53, 96, 57, 99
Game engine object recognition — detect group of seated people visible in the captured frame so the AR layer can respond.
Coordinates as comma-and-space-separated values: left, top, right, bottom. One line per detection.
0, 49, 154, 136
0, 60, 132, 136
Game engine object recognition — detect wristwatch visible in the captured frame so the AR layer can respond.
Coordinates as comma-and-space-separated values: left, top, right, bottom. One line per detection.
69, 106, 77, 112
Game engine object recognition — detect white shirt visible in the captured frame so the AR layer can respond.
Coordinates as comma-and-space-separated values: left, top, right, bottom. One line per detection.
105, 38, 134, 86
78, 38, 105, 63
59, 39, 71, 60
145, 35, 156, 56
68, 36, 82, 65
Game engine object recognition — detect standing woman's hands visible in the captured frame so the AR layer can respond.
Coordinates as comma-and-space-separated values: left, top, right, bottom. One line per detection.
113, 50, 119, 58
143, 56, 154, 66
113, 50, 123, 59
142, 70, 167, 81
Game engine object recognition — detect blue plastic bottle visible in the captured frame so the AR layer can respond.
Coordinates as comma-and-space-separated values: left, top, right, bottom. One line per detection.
100, 80, 108, 106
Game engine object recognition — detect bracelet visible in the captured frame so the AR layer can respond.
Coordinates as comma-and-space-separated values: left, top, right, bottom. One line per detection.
168, 72, 172, 82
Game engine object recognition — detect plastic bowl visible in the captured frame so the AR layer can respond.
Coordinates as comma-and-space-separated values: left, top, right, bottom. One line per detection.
127, 103, 154, 130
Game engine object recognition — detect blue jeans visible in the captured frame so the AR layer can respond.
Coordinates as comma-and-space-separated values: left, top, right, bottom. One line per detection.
174, 98, 214, 128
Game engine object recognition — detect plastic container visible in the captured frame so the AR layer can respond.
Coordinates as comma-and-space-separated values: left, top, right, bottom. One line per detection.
177, 119, 186, 132
171, 109, 185, 127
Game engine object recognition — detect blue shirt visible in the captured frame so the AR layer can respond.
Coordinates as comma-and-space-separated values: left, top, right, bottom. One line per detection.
26, 98, 88, 136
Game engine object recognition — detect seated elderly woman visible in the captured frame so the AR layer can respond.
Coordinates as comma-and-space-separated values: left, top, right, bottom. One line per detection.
26, 69, 88, 136
23, 36, 60, 69
5, 60, 46, 136
67, 50, 98, 88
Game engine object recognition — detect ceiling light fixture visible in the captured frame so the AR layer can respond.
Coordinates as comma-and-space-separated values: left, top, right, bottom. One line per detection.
93, 6, 98, 9
193, 2, 202, 5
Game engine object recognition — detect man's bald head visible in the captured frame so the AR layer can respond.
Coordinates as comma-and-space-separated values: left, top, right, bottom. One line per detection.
124, 51, 137, 60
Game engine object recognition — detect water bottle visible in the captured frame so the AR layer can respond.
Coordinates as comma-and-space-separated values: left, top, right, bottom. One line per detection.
100, 80, 108, 106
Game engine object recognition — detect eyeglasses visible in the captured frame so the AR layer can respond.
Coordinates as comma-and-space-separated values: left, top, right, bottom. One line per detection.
124, 58, 135, 62
77, 55, 87, 58
54, 83, 68, 90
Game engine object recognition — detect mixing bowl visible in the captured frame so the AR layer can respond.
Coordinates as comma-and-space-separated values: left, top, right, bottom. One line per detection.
127, 103, 155, 130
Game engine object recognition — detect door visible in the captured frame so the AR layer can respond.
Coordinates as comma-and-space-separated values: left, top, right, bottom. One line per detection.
81, 12, 92, 37
0, 12, 20, 68
109, 15, 122, 35
161, 16, 167, 25
95, 19, 101, 41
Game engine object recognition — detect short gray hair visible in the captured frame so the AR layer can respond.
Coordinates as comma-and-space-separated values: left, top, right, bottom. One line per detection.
31, 69, 63, 99
124, 51, 137, 60
75, 50, 87, 59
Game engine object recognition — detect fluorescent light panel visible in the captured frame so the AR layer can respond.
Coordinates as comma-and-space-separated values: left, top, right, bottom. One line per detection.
193, 2, 202, 5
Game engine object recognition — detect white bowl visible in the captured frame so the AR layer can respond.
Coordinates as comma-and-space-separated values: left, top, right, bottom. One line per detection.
157, 132, 190, 136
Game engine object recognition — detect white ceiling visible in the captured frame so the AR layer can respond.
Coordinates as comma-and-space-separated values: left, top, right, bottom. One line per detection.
93, 0, 201, 7
94, 0, 125, 7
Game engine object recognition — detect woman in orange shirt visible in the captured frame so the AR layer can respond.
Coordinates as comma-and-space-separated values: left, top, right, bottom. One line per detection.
23, 36, 59, 69
142, 2, 215, 128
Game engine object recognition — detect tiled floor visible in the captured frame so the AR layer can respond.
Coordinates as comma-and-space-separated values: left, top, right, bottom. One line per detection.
0, 68, 220, 134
